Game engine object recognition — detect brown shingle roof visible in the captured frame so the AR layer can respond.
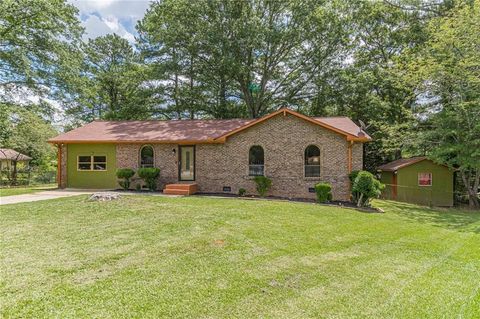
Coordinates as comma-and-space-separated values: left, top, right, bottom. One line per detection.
0, 148, 32, 161
49, 119, 254, 143
49, 109, 371, 144
314, 117, 371, 139
377, 157, 428, 172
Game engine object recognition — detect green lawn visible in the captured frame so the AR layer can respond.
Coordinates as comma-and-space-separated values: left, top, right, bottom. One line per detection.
0, 184, 57, 197
1, 196, 479, 318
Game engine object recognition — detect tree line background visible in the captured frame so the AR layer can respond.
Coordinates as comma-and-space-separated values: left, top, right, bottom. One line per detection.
1, 0, 479, 206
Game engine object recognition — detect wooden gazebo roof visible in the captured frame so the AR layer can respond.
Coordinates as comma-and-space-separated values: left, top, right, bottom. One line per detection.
0, 148, 32, 161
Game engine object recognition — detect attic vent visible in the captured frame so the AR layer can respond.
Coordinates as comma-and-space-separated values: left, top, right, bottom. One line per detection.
223, 186, 231, 192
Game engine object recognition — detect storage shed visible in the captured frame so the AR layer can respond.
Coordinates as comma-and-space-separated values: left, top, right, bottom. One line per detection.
377, 157, 454, 207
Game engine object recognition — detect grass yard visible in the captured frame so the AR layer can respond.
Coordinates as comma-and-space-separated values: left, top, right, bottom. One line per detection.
0, 184, 57, 197
1, 196, 479, 318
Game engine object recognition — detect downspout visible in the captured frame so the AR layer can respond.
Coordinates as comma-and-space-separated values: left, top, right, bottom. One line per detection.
347, 141, 353, 173
347, 140, 353, 201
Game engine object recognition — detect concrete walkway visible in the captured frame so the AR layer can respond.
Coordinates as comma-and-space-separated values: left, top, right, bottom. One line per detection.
0, 189, 94, 205
0, 189, 181, 205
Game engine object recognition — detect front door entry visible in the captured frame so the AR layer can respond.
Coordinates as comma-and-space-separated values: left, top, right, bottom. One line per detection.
179, 145, 195, 181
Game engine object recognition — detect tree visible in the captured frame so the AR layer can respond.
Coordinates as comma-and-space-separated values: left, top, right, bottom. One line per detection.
0, 102, 57, 184
138, 0, 349, 119
0, 0, 83, 101
407, 1, 480, 208
62, 34, 154, 122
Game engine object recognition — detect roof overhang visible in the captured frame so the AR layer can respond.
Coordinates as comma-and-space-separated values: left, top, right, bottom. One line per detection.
48, 138, 225, 145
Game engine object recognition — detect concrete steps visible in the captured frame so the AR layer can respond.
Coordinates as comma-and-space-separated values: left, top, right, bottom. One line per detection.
163, 183, 198, 195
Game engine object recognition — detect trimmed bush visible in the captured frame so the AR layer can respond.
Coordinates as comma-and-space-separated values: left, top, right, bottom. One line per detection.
238, 188, 246, 196
314, 182, 332, 203
352, 171, 385, 207
348, 170, 361, 184
348, 170, 361, 202
254, 176, 272, 197
137, 167, 160, 191
116, 168, 135, 190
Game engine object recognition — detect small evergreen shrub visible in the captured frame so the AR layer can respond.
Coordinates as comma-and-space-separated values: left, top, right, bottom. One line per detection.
352, 171, 385, 207
238, 188, 246, 196
254, 176, 272, 197
314, 182, 332, 203
116, 168, 135, 190
137, 167, 160, 191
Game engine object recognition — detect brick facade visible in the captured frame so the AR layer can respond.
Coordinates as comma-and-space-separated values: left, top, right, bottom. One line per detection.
114, 113, 365, 200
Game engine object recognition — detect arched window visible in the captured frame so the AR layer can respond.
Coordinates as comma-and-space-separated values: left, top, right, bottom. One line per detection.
140, 145, 154, 168
249, 145, 264, 176
304, 145, 320, 177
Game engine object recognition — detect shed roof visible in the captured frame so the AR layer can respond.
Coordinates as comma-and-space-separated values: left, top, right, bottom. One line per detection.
48, 108, 371, 144
377, 157, 430, 172
0, 148, 32, 161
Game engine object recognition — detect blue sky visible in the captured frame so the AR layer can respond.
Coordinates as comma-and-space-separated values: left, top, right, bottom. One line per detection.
68, 0, 151, 42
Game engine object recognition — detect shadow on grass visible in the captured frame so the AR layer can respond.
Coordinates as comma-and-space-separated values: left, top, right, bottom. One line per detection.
375, 200, 480, 234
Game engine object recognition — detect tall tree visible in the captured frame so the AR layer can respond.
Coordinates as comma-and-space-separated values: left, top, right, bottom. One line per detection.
0, 0, 83, 101
407, 0, 480, 208
62, 34, 154, 122
0, 102, 57, 167
305, 0, 451, 171
138, 0, 349, 119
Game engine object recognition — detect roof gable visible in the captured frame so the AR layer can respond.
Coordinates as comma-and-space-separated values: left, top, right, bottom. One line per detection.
215, 108, 371, 142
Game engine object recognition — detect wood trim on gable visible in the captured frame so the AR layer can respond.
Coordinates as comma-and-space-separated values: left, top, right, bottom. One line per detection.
214, 108, 369, 142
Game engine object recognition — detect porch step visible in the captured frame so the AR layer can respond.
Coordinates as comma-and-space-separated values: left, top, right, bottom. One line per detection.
163, 183, 198, 195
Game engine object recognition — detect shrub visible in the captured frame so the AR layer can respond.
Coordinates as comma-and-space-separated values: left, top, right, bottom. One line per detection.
314, 182, 332, 203
348, 170, 361, 184
238, 188, 246, 196
348, 170, 361, 202
352, 171, 385, 207
137, 167, 160, 191
116, 168, 135, 190
254, 176, 272, 197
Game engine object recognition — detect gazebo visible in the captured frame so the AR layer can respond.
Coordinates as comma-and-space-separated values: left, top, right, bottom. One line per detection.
0, 148, 32, 171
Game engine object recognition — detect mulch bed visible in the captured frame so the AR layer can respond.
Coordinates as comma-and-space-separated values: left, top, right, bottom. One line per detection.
195, 192, 383, 213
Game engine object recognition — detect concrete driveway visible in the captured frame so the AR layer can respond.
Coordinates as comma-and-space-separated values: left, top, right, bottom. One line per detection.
0, 189, 94, 205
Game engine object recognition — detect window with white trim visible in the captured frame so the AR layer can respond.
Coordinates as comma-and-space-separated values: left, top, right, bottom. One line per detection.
77, 155, 107, 171
418, 172, 432, 186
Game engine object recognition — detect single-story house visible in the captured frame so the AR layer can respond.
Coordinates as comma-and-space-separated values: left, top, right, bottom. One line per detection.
0, 148, 32, 170
48, 108, 371, 199
377, 157, 454, 207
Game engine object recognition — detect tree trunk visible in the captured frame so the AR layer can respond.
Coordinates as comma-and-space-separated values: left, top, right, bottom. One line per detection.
11, 160, 18, 186
460, 169, 480, 209
357, 193, 364, 207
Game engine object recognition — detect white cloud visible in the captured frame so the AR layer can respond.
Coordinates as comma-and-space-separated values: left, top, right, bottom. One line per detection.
68, 0, 151, 42
82, 15, 113, 39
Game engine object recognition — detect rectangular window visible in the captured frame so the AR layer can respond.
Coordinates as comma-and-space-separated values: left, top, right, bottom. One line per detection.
418, 172, 432, 186
77, 155, 107, 171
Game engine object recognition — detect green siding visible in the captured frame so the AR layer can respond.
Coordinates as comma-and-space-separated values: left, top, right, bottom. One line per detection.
379, 171, 395, 200
380, 160, 453, 207
67, 144, 117, 189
